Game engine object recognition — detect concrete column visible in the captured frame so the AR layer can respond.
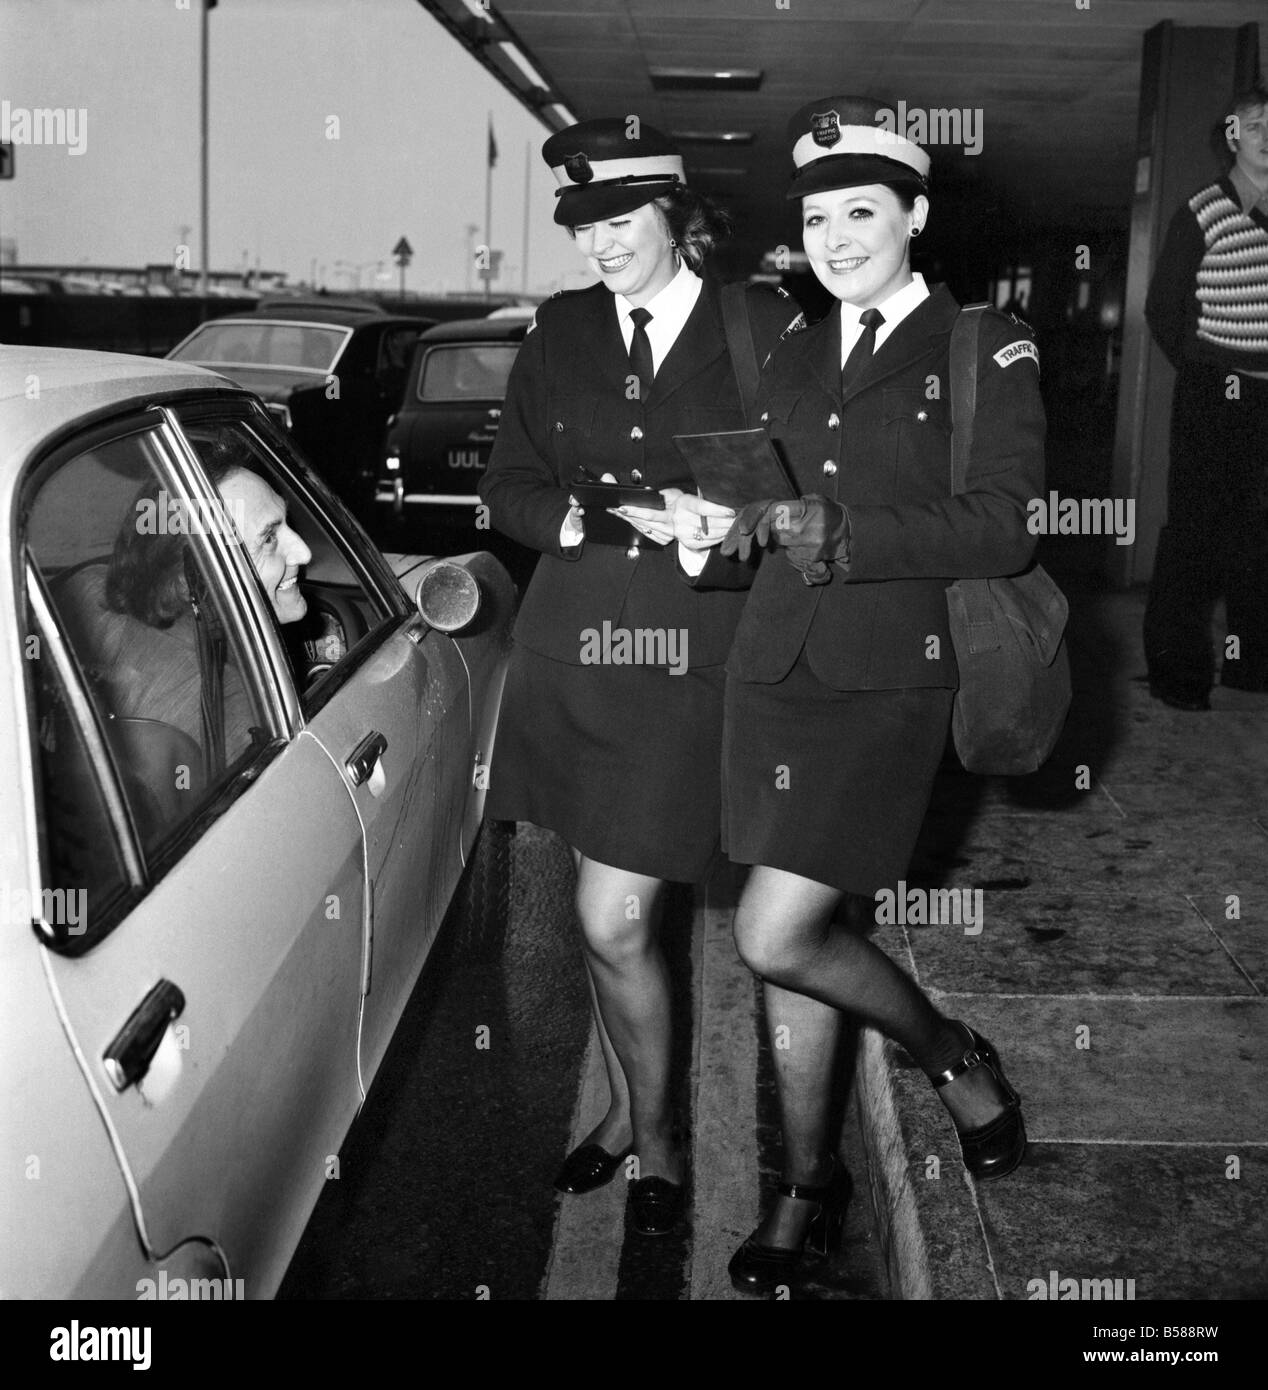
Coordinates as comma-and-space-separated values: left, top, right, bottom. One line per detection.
1109, 20, 1260, 588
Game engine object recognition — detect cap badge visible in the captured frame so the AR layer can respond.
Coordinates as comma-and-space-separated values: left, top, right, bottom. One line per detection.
810, 109, 841, 149
563, 151, 594, 185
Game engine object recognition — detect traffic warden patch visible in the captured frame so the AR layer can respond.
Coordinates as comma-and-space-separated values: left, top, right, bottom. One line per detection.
993, 339, 1039, 371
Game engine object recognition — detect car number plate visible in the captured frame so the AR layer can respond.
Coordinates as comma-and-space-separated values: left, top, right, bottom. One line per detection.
447, 448, 483, 470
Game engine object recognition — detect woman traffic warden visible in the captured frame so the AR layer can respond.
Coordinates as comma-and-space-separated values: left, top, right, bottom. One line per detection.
478, 118, 801, 1236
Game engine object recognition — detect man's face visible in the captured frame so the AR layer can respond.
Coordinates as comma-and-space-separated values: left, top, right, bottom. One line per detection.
1229, 102, 1268, 186
217, 468, 312, 623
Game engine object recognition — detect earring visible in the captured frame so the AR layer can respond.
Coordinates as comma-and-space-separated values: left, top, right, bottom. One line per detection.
670, 238, 678, 248
910, 225, 922, 238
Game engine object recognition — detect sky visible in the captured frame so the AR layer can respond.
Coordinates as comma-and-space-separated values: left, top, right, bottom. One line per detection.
0, 0, 593, 294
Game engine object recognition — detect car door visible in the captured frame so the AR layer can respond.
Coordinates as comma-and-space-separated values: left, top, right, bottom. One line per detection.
175, 403, 475, 1083
21, 408, 367, 1298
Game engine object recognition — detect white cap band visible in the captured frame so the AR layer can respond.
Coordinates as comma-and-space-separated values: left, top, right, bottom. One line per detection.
792, 124, 930, 179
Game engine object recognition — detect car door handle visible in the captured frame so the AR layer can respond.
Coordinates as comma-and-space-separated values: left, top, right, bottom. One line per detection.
103, 979, 186, 1093
346, 731, 388, 786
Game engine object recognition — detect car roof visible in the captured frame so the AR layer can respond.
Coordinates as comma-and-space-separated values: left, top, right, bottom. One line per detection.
0, 346, 240, 488
416, 316, 530, 344
184, 309, 433, 333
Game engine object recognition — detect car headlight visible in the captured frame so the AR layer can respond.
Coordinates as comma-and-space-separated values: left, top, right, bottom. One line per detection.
385, 452, 400, 472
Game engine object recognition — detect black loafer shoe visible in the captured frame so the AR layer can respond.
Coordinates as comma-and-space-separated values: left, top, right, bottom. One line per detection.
554, 1142, 630, 1195
628, 1175, 686, 1236
1149, 680, 1210, 712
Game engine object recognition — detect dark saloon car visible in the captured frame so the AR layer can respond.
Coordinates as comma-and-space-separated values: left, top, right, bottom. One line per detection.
376, 315, 535, 580
168, 300, 433, 519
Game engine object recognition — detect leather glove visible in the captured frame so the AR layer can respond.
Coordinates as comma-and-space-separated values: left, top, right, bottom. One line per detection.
720, 494, 851, 584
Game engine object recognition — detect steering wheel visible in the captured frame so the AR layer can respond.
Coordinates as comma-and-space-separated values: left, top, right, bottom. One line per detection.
302, 590, 370, 688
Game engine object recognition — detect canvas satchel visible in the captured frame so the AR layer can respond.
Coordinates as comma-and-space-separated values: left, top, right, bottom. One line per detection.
945, 306, 1072, 774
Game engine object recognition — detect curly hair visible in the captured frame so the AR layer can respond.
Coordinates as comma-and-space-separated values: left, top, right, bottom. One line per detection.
564, 185, 734, 272
649, 185, 734, 271
105, 431, 250, 629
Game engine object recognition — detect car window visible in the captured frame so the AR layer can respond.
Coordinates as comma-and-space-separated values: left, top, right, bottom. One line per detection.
177, 411, 404, 715
378, 326, 420, 375
24, 595, 135, 948
170, 321, 345, 372
22, 421, 279, 941
418, 343, 518, 402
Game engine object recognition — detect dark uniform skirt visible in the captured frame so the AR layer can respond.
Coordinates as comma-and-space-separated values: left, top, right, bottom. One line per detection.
486, 643, 727, 883
721, 651, 955, 897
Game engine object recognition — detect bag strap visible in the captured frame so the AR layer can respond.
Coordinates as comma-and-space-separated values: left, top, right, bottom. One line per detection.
720, 281, 761, 421
948, 304, 989, 496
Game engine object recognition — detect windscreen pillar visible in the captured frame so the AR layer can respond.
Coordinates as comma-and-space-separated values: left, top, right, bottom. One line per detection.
1110, 20, 1260, 587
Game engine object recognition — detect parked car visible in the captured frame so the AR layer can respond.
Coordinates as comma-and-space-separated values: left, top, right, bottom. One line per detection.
168, 300, 434, 521
377, 315, 534, 581
0, 346, 513, 1298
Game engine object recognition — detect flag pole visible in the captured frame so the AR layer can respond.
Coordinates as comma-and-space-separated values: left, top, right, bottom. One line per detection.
484, 113, 494, 301
521, 141, 531, 295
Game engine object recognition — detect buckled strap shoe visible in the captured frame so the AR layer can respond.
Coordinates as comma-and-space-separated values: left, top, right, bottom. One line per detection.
931, 1020, 1027, 1182
728, 1160, 852, 1295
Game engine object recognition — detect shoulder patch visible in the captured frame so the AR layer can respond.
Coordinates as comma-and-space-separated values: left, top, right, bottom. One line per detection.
993, 338, 1039, 371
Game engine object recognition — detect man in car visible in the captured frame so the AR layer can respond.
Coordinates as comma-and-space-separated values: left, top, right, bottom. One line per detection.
63, 451, 313, 787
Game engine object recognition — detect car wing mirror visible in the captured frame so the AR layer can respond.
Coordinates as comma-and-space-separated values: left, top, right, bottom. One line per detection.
414, 559, 481, 633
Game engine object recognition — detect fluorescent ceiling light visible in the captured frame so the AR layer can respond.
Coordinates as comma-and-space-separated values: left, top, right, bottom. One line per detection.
499, 41, 548, 89
671, 130, 754, 144
649, 67, 762, 91
547, 103, 577, 126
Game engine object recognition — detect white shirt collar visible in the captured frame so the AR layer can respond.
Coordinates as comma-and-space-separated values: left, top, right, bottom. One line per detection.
839, 271, 930, 366
615, 257, 702, 372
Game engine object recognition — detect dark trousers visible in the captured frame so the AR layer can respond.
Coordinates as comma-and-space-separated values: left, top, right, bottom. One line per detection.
1144, 366, 1268, 692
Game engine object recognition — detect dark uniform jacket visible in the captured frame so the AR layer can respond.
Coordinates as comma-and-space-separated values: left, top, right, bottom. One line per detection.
479, 275, 800, 668
703, 285, 1046, 690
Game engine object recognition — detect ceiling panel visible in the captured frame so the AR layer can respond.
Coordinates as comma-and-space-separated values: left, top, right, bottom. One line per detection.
438, 0, 1265, 264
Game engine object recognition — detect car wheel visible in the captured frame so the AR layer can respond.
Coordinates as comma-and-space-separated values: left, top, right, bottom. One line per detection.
449, 818, 514, 954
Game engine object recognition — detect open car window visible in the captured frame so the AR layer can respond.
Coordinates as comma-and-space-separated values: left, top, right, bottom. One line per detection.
175, 409, 406, 716
21, 419, 280, 947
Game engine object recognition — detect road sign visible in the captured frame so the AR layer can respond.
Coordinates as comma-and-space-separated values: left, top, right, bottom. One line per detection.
392, 236, 413, 264
0, 144, 13, 180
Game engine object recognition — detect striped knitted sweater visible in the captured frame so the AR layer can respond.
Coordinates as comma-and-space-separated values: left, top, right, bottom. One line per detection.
1146, 175, 1268, 372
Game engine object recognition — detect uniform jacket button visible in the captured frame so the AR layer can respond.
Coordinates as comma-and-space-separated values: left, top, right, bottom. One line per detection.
759, 411, 770, 422
630, 425, 644, 440
916, 409, 929, 422
822, 459, 838, 477
626, 544, 640, 560
827, 413, 840, 430
554, 420, 564, 432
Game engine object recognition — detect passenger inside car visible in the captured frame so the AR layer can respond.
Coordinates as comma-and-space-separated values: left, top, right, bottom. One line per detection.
58, 442, 314, 842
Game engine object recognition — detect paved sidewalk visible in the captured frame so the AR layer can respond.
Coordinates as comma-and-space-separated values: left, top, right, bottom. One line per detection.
855, 582, 1268, 1300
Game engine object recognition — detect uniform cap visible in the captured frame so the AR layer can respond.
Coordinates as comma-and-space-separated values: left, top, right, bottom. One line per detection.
543, 118, 686, 226
785, 95, 930, 200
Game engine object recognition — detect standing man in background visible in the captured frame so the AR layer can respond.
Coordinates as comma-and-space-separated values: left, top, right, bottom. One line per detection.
1143, 84, 1268, 711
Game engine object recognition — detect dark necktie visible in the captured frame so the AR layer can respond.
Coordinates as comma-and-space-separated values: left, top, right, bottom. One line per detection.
628, 306, 654, 402
841, 307, 884, 394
